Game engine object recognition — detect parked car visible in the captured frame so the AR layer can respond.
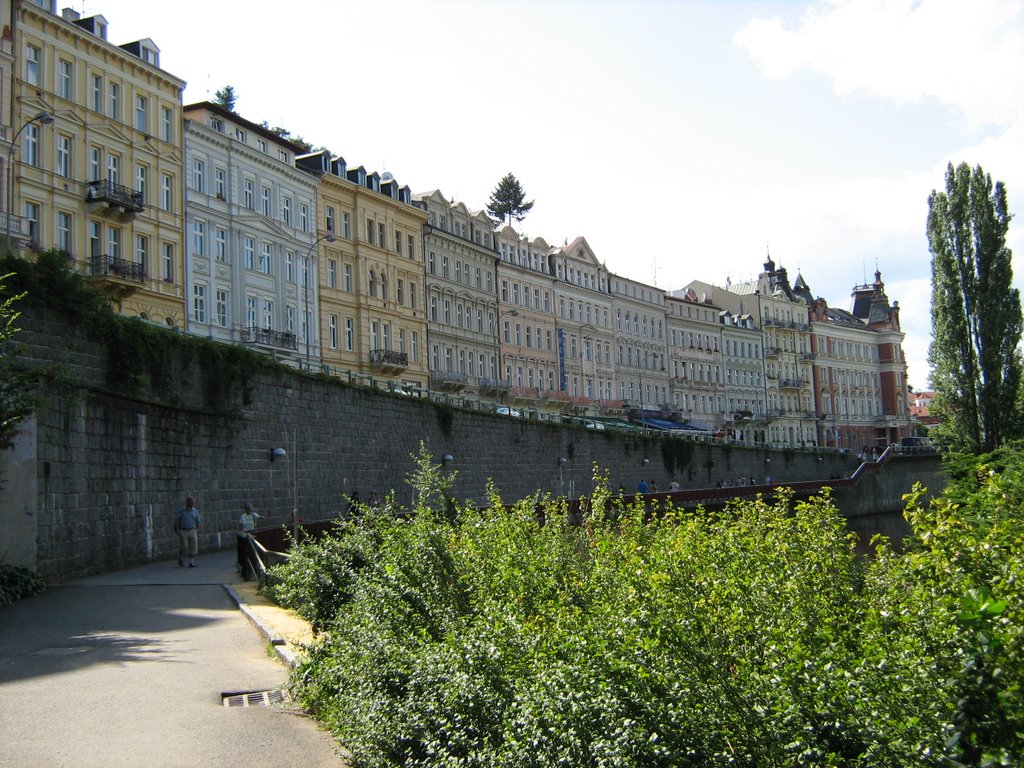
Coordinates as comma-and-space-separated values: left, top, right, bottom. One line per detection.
495, 406, 523, 418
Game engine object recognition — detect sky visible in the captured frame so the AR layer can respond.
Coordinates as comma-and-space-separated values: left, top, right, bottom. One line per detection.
81, 0, 1024, 391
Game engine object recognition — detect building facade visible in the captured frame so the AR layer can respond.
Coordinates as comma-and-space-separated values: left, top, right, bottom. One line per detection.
12, 1, 186, 325
415, 190, 498, 397
666, 288, 726, 430
609, 272, 669, 413
183, 102, 316, 363
297, 150, 428, 388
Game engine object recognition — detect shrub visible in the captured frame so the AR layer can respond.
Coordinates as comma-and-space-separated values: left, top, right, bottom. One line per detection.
0, 564, 46, 606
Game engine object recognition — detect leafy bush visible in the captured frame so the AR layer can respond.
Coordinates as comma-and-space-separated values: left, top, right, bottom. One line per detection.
0, 564, 46, 606
276, 447, 1024, 768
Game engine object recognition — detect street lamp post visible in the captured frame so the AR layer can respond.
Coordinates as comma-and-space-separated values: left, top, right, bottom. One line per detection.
304, 232, 335, 369
6, 110, 55, 248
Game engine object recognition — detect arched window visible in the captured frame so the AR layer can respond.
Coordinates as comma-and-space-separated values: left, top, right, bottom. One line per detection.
369, 270, 376, 297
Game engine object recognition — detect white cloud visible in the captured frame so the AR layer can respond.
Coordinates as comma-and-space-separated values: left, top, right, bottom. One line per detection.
734, 0, 1024, 131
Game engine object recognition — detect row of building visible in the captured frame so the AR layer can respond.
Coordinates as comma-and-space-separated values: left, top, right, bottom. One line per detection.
1, 1, 914, 451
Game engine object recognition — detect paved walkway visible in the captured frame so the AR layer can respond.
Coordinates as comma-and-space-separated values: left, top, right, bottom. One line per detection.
0, 550, 346, 768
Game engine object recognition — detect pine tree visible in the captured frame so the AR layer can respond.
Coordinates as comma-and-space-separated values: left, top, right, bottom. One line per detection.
928, 162, 1022, 453
212, 85, 237, 112
486, 173, 534, 226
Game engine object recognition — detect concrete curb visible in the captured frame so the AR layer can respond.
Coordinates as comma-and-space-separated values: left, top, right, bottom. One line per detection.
223, 583, 303, 668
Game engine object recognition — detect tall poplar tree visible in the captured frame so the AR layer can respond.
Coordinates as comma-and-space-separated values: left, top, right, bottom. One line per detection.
928, 162, 1022, 453
487, 173, 534, 226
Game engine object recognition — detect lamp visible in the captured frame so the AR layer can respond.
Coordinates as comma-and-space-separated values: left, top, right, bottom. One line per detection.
442, 453, 454, 466
304, 233, 336, 368
270, 447, 287, 461
558, 457, 567, 466
641, 457, 650, 466
6, 110, 56, 247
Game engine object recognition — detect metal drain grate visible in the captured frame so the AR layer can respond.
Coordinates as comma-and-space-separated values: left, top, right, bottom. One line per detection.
221, 689, 288, 708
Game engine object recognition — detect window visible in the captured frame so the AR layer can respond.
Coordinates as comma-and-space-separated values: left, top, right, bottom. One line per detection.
109, 82, 120, 120
378, 222, 386, 249
366, 218, 374, 244
58, 60, 72, 100
261, 186, 271, 217
135, 164, 147, 198
210, 116, 224, 133
282, 196, 291, 226
234, 127, 246, 142
23, 125, 39, 167
192, 158, 205, 192
285, 251, 294, 282
326, 206, 335, 233
162, 242, 174, 281
329, 315, 338, 349
216, 290, 228, 327
91, 74, 102, 112
107, 226, 120, 259
56, 135, 71, 177
327, 259, 336, 288
342, 212, 350, 238
57, 211, 72, 252
88, 220, 101, 257
135, 234, 148, 269
193, 284, 207, 323
262, 300, 273, 329
246, 296, 257, 328
24, 202, 39, 241
243, 237, 255, 269
160, 174, 172, 211
286, 305, 295, 333
161, 107, 173, 142
135, 96, 148, 131
343, 264, 352, 292
243, 179, 254, 209
107, 154, 120, 185
26, 45, 40, 86
215, 168, 225, 200
299, 203, 308, 233
345, 318, 354, 351
192, 220, 205, 256
259, 242, 272, 274
215, 228, 226, 262
256, 138, 267, 153
395, 231, 402, 254
408, 234, 415, 260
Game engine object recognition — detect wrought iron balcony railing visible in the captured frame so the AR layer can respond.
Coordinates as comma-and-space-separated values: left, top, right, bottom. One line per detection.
241, 327, 297, 350
86, 180, 145, 213
89, 254, 145, 282
369, 349, 408, 367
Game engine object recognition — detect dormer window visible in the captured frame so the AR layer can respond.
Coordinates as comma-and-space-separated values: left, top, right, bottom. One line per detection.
140, 46, 158, 65
95, 19, 107, 39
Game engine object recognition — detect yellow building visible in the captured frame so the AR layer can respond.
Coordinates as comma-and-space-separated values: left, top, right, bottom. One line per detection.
297, 151, 428, 387
11, 2, 185, 326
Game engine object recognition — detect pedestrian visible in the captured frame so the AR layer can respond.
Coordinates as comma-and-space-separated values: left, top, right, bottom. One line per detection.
637, 479, 650, 494
668, 478, 681, 492
238, 502, 260, 531
345, 490, 360, 519
649, 480, 658, 492
174, 496, 201, 568
368, 490, 381, 507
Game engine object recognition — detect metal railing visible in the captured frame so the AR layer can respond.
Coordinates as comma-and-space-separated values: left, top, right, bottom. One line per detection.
89, 254, 145, 281
85, 179, 144, 212
241, 326, 297, 350
369, 349, 408, 367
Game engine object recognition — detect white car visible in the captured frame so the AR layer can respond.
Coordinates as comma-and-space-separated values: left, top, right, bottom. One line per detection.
584, 419, 606, 430
495, 406, 523, 418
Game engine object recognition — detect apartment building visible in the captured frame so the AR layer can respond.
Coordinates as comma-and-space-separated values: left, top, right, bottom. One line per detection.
549, 237, 614, 410
11, 1, 185, 325
666, 288, 726, 430
296, 150, 428, 387
719, 307, 767, 444
609, 272, 669, 412
806, 269, 912, 450
182, 102, 316, 362
415, 190, 498, 396
493, 225, 559, 407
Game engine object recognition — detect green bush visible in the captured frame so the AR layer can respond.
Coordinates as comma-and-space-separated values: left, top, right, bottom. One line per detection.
275, 448, 1024, 767
0, 564, 46, 606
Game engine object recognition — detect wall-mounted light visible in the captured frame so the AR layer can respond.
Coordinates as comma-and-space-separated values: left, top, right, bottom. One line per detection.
764, 457, 771, 465
270, 447, 287, 462
442, 453, 454, 466
558, 457, 567, 466
641, 457, 650, 466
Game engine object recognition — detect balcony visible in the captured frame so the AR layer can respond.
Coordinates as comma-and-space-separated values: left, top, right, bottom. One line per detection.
764, 346, 781, 358
540, 389, 574, 412
509, 386, 541, 405
241, 326, 297, 351
780, 378, 804, 390
369, 349, 408, 374
733, 409, 753, 421
86, 254, 145, 299
85, 180, 145, 217
0, 212, 29, 241
430, 370, 469, 392
478, 377, 511, 396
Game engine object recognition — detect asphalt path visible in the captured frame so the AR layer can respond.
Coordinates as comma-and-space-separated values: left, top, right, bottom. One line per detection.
0, 550, 345, 768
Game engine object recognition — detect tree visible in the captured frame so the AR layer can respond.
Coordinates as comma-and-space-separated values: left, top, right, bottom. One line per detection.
212, 85, 237, 112
928, 162, 1022, 454
0, 273, 38, 452
486, 172, 534, 226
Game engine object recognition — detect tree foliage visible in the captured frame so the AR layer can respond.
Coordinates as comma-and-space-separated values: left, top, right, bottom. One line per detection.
486, 173, 534, 226
928, 162, 1022, 454
212, 84, 237, 111
272, 447, 1024, 767
0, 272, 39, 451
